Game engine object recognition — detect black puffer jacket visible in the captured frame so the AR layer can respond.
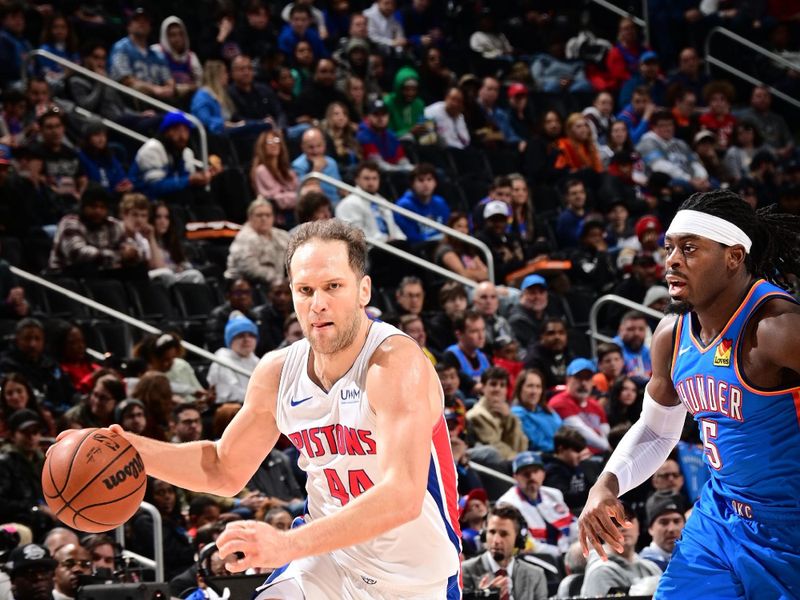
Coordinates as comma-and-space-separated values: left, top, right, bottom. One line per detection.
0, 443, 45, 525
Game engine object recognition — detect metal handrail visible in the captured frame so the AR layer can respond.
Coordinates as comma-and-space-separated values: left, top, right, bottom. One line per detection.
704, 26, 800, 112
369, 237, 481, 289
115, 501, 163, 582
11, 266, 253, 377
25, 48, 209, 171
304, 171, 496, 283
588, 0, 650, 46
589, 293, 664, 357
468, 461, 516, 486
73, 106, 205, 169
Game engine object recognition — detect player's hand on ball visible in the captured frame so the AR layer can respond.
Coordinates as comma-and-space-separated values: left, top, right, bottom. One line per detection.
216, 520, 290, 572
46, 428, 86, 457
578, 484, 631, 560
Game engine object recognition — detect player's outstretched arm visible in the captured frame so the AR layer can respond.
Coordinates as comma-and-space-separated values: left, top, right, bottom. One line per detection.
217, 335, 438, 571
578, 315, 685, 559
54, 350, 286, 497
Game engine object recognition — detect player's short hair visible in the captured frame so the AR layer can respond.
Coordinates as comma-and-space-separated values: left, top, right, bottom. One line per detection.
286, 218, 367, 279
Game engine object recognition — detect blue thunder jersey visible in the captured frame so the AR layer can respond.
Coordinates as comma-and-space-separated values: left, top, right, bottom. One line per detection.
670, 279, 800, 509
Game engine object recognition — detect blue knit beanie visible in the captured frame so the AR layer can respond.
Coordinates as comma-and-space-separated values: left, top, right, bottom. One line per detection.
159, 111, 194, 133
224, 311, 259, 347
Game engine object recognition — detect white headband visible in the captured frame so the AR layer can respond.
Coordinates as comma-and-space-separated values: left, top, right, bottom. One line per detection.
665, 209, 752, 254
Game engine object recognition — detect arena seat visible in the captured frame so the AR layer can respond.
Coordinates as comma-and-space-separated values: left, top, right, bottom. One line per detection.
125, 280, 178, 322
82, 279, 133, 317
172, 282, 218, 321
40, 276, 92, 320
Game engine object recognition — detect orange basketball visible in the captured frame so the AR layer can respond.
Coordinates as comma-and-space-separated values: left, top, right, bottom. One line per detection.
42, 428, 147, 533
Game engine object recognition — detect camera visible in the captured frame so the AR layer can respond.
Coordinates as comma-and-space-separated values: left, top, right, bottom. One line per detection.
76, 583, 169, 600
463, 589, 501, 600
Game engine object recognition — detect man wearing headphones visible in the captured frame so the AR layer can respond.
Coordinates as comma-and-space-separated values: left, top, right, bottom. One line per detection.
497, 451, 578, 558
462, 503, 548, 600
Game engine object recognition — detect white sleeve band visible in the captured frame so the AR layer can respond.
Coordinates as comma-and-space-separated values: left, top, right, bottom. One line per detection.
603, 389, 687, 496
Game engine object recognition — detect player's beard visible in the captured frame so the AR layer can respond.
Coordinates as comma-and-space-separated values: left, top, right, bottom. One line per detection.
666, 299, 694, 315
308, 304, 363, 356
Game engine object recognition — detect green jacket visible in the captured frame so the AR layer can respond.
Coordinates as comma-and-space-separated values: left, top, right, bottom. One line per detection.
384, 66, 425, 137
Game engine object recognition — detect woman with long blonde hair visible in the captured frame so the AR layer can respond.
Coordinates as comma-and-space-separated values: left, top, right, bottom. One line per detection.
251, 129, 299, 222
191, 59, 271, 138
320, 101, 361, 172
554, 112, 604, 174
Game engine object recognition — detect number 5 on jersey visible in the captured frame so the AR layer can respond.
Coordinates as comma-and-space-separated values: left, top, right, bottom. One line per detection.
324, 468, 375, 506
701, 418, 723, 470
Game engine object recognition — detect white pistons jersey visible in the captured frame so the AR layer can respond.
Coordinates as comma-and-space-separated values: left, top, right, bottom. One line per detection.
275, 320, 461, 594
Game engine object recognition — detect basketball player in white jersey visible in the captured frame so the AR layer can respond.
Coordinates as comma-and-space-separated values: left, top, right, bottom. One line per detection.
53, 219, 462, 599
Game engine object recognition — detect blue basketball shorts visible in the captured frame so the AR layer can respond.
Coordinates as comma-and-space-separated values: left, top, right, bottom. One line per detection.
656, 486, 800, 600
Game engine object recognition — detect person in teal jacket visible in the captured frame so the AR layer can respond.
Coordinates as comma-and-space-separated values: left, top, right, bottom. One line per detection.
511, 368, 563, 452
384, 66, 426, 138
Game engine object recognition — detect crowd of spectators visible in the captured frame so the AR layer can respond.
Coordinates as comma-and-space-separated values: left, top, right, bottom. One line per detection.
0, 0, 799, 598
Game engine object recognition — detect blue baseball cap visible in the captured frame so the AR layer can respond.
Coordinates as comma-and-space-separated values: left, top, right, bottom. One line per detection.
521, 274, 547, 290
566, 357, 596, 377
159, 111, 195, 133
513, 451, 544, 474
640, 50, 659, 64
224, 311, 259, 347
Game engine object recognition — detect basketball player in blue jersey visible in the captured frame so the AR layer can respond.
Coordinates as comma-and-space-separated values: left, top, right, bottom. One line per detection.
579, 190, 800, 599
51, 219, 462, 599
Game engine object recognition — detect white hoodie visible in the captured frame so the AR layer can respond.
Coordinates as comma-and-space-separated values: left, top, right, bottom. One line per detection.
152, 16, 202, 86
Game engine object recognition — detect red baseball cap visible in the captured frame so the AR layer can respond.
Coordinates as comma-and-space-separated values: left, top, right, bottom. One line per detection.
635, 215, 662, 239
458, 488, 488, 520
508, 83, 528, 98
